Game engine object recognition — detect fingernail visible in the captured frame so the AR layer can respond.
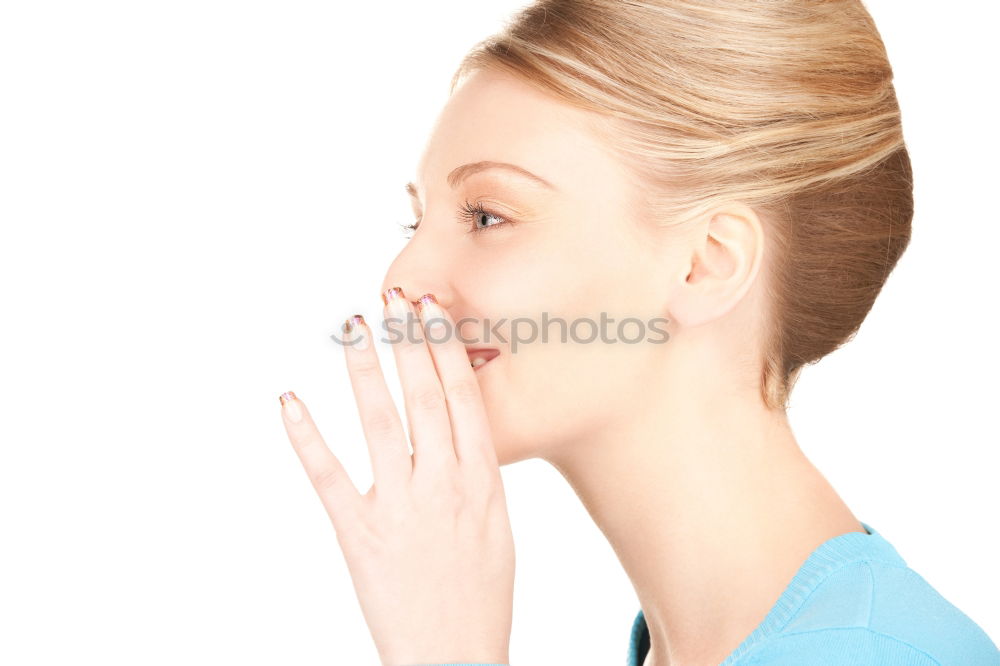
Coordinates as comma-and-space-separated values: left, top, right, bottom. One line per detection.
342, 314, 369, 350
279, 391, 303, 423
381, 287, 404, 306
415, 294, 437, 320
383, 286, 412, 327
416, 293, 447, 337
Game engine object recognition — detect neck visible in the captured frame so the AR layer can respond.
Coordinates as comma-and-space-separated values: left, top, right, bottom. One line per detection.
542, 362, 864, 665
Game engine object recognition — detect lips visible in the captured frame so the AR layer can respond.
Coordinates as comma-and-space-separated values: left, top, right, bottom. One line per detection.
466, 347, 500, 371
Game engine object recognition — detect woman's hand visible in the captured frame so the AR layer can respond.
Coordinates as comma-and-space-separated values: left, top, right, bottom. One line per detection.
278, 287, 515, 666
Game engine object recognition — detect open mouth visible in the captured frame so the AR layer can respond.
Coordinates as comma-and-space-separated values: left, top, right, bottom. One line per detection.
466, 347, 500, 371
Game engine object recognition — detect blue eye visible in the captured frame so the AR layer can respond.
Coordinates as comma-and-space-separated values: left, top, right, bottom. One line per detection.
398, 201, 513, 240
459, 200, 511, 234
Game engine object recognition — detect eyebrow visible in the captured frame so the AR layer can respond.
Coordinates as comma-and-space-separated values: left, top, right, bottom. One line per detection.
405, 160, 556, 199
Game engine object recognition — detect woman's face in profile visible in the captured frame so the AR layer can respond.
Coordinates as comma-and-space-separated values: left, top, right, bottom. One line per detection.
383, 68, 683, 465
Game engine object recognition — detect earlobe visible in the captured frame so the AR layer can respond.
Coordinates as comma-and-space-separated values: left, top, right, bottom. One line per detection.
668, 205, 764, 329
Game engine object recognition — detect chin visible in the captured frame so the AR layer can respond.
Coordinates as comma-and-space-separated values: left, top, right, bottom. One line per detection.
474, 356, 564, 466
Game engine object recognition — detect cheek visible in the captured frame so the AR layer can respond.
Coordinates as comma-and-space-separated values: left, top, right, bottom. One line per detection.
462, 229, 641, 317
471, 243, 665, 457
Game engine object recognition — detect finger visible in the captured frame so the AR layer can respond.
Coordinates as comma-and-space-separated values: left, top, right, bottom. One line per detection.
279, 391, 362, 532
340, 314, 412, 491
414, 293, 498, 470
381, 286, 457, 473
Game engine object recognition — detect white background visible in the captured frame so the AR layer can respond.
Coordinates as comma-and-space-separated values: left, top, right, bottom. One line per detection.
1, 1, 997, 664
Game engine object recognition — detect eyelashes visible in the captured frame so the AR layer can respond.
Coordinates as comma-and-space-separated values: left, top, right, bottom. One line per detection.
399, 199, 513, 239
458, 199, 511, 234
398, 220, 419, 238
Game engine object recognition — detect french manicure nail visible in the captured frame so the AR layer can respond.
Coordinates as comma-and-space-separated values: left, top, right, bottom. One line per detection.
381, 287, 404, 305
417, 293, 448, 337
342, 314, 369, 350
279, 391, 303, 423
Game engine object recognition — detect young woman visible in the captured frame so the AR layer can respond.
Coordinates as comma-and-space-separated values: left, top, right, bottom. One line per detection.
279, 1, 999, 664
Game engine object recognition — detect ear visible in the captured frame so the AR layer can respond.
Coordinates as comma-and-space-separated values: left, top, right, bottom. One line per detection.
668, 203, 765, 329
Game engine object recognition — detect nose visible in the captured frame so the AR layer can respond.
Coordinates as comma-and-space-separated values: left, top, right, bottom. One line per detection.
380, 233, 454, 309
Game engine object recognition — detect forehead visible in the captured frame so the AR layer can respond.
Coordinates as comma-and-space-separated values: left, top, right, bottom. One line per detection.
413, 68, 618, 194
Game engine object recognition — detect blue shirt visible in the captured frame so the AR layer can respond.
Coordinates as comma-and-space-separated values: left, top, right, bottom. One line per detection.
626, 521, 999, 665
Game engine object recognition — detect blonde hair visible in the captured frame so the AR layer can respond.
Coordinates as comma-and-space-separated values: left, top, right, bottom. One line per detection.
451, 0, 913, 410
